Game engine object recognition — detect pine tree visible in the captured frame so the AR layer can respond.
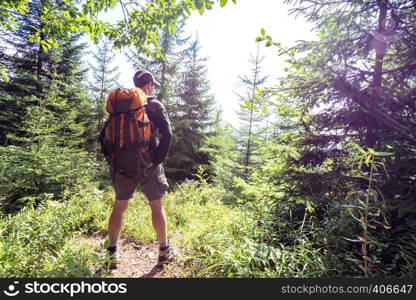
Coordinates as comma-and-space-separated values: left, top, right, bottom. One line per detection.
274, 0, 416, 200
0, 73, 94, 213
0, 0, 55, 145
169, 37, 216, 180
55, 33, 96, 150
235, 44, 268, 176
253, 0, 416, 277
89, 37, 120, 131
0, 0, 96, 212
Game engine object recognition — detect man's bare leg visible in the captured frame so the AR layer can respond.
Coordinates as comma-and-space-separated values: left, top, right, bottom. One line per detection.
149, 198, 178, 265
148, 199, 167, 244
108, 200, 129, 247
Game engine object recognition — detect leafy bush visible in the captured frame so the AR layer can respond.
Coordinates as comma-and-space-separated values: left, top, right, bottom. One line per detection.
0, 145, 97, 213
0, 101, 100, 213
227, 139, 416, 278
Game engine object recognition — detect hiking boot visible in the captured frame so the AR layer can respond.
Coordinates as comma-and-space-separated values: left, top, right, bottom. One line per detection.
106, 246, 121, 269
157, 245, 178, 266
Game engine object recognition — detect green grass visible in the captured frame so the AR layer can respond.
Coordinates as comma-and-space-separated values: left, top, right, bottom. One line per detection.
0, 179, 333, 278
0, 184, 108, 277
0, 180, 256, 277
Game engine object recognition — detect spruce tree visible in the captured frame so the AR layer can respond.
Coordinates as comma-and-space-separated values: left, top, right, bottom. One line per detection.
235, 44, 268, 177
250, 0, 416, 277
89, 37, 120, 131
0, 0, 54, 145
169, 38, 216, 180
272, 0, 416, 201
0, 0, 96, 212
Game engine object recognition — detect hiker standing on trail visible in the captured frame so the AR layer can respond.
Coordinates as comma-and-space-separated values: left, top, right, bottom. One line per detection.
100, 70, 178, 266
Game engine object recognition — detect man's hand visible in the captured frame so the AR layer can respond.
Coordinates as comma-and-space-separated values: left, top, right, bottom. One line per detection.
142, 162, 154, 177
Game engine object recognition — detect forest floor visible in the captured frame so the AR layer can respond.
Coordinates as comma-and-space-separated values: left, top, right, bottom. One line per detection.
80, 233, 185, 278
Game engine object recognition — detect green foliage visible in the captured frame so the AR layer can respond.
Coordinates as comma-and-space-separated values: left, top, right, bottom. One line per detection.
247, 0, 416, 277
0, 184, 109, 277
0, 0, 235, 71
1, 0, 414, 279
216, 126, 415, 277
168, 181, 330, 277
201, 111, 243, 199
0, 8, 98, 213
89, 36, 120, 133
235, 44, 269, 178
0, 177, 323, 278
0, 143, 96, 213
168, 37, 216, 181
341, 145, 416, 277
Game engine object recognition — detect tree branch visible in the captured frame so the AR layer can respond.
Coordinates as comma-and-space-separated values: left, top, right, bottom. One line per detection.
333, 78, 416, 144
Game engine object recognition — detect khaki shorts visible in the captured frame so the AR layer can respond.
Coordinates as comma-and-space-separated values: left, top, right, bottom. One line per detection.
111, 164, 169, 201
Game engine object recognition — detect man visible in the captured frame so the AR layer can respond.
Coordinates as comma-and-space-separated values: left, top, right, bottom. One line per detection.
106, 70, 177, 266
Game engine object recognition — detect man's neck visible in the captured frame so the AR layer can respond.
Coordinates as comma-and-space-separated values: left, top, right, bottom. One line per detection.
138, 87, 149, 96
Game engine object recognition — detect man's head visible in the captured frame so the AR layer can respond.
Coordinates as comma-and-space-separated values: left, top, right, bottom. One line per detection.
133, 70, 160, 95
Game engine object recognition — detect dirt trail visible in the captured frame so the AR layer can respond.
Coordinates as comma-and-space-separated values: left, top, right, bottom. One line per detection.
81, 234, 185, 278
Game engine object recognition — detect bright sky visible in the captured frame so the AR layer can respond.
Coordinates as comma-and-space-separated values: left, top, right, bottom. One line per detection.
96, 0, 317, 127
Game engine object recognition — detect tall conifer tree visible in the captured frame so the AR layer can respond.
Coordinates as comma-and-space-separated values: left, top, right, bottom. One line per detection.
0, 0, 95, 212
236, 44, 268, 176
170, 38, 216, 180
89, 37, 120, 131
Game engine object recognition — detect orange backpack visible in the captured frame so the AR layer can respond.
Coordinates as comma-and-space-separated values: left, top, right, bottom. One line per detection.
99, 88, 155, 175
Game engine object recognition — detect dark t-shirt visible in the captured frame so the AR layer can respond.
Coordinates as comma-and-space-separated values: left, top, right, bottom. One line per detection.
145, 97, 172, 166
